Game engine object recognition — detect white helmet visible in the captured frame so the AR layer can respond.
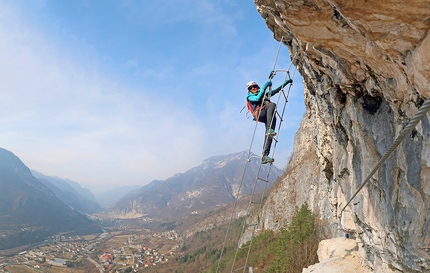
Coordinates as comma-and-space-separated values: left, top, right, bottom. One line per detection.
246, 81, 259, 89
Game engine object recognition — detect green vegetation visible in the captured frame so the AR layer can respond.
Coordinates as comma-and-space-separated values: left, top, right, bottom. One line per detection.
146, 203, 321, 273
160, 222, 177, 231
0, 227, 53, 250
264, 203, 319, 273
215, 203, 320, 273
67, 259, 83, 268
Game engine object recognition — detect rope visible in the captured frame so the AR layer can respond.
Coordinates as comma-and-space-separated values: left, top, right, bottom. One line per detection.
216, 38, 298, 272
341, 96, 430, 212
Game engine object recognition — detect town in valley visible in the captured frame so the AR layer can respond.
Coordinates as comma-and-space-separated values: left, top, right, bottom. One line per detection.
0, 224, 181, 273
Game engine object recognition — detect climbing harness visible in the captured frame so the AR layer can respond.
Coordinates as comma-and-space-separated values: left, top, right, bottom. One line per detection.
216, 37, 298, 273
246, 100, 265, 121
341, 96, 430, 213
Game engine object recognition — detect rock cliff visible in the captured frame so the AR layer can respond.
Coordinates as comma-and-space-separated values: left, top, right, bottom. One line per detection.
253, 0, 430, 272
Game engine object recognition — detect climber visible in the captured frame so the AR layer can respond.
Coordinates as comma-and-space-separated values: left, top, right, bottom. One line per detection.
246, 79, 292, 164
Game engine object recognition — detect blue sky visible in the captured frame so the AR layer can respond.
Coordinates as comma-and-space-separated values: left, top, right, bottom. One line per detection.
0, 0, 305, 192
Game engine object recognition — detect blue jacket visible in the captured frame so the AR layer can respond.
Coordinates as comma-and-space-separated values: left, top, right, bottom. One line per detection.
247, 80, 289, 112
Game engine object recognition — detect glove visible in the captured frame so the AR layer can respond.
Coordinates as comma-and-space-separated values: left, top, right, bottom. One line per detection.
283, 79, 293, 86
268, 70, 276, 79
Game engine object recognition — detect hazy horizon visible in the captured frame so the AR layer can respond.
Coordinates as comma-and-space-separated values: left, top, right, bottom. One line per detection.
0, 0, 305, 191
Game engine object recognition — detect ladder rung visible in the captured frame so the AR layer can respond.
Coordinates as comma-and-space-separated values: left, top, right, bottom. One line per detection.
281, 89, 288, 99
265, 135, 278, 141
251, 201, 262, 205
247, 223, 257, 227
247, 155, 260, 162
257, 177, 269, 183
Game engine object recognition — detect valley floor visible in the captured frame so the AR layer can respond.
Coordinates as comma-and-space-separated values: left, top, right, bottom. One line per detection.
0, 226, 182, 273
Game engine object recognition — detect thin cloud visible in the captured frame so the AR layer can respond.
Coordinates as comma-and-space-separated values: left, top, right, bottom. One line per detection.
0, 2, 206, 188
0, 1, 306, 191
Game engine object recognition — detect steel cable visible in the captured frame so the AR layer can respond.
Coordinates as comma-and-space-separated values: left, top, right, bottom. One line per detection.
342, 96, 430, 212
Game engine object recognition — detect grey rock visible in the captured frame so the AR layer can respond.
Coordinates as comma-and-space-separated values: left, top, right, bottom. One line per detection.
252, 1, 430, 272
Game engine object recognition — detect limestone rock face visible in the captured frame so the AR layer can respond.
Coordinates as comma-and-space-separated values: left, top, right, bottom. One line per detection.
303, 237, 373, 273
253, 0, 430, 272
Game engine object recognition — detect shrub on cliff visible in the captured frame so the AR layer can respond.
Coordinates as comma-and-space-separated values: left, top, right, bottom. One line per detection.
265, 203, 319, 273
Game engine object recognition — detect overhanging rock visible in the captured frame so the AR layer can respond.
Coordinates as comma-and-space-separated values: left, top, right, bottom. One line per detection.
253, 0, 430, 272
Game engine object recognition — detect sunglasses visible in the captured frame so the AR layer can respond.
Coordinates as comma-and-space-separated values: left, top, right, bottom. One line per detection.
248, 85, 259, 91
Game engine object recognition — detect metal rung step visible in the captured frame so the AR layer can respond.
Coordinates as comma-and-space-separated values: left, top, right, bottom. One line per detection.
251, 201, 263, 205
275, 111, 284, 122
281, 90, 288, 100
265, 135, 278, 142
257, 177, 269, 183
246, 223, 258, 227
246, 155, 260, 162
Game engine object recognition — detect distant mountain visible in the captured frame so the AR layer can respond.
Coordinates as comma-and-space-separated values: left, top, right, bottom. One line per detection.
95, 185, 143, 209
31, 170, 102, 214
0, 148, 101, 250
135, 179, 164, 195
111, 151, 283, 220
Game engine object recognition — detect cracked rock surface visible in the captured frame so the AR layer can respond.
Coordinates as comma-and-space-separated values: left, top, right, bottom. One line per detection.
253, 0, 430, 272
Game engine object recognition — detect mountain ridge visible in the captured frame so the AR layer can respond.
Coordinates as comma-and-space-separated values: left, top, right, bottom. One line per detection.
95, 185, 143, 209
31, 170, 102, 213
110, 151, 283, 221
0, 148, 101, 250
